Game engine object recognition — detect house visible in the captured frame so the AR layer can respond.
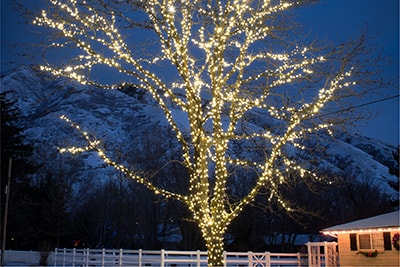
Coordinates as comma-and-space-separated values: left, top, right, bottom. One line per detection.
322, 211, 400, 266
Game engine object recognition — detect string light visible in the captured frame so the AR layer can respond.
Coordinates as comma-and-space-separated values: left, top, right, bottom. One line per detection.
36, 1, 358, 265
323, 228, 400, 237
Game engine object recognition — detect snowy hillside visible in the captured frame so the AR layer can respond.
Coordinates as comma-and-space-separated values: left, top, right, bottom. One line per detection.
1, 66, 398, 198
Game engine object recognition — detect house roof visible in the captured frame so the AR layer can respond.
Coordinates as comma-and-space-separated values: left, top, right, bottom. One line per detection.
322, 211, 400, 235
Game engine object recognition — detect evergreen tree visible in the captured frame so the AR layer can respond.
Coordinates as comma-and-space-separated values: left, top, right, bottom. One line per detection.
0, 91, 33, 176
0, 91, 35, 249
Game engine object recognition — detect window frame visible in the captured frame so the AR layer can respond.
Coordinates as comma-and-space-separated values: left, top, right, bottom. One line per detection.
358, 233, 384, 250
349, 232, 392, 251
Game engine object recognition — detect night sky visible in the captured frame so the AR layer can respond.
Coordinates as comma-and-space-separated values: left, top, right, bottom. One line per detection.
1, 0, 399, 146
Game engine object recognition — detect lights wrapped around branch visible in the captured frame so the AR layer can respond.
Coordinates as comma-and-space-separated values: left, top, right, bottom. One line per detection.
58, 115, 188, 203
35, 1, 361, 265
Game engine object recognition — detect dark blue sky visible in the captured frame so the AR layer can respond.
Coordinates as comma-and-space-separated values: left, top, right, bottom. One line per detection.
1, 0, 399, 146
294, 0, 399, 147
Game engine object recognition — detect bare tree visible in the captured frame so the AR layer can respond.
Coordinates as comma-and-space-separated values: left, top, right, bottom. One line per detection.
33, 0, 382, 265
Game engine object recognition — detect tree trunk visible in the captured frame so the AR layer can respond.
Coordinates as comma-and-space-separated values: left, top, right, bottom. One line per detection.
204, 230, 225, 267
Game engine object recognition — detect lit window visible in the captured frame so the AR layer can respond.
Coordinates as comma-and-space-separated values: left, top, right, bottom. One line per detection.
358, 234, 371, 249
358, 233, 384, 250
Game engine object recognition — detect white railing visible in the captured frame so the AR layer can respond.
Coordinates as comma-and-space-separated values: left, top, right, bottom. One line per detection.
53, 248, 309, 267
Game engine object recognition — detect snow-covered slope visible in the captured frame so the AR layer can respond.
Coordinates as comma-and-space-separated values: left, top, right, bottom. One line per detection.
1, 67, 398, 198
1, 67, 176, 196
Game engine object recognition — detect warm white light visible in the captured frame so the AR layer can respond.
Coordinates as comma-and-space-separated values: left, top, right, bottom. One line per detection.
168, 5, 175, 13
37, 1, 358, 265
323, 227, 400, 237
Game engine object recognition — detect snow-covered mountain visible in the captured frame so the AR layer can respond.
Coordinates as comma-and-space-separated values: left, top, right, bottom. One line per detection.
1, 66, 398, 199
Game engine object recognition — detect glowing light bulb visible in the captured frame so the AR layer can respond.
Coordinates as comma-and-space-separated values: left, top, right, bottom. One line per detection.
168, 5, 175, 13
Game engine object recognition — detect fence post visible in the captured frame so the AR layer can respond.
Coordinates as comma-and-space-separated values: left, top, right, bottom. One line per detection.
196, 250, 201, 267
223, 251, 227, 267
307, 243, 312, 267
297, 252, 301, 267
63, 248, 66, 267
248, 251, 252, 267
101, 248, 105, 267
161, 249, 165, 267
139, 249, 142, 267
85, 248, 89, 267
318, 245, 321, 267
119, 248, 123, 267
72, 248, 76, 267
324, 242, 328, 267
266, 251, 270, 267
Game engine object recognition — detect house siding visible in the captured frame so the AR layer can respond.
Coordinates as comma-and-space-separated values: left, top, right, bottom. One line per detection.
337, 232, 400, 266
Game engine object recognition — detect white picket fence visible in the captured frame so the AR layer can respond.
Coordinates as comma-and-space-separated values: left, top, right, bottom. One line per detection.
53, 248, 310, 267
